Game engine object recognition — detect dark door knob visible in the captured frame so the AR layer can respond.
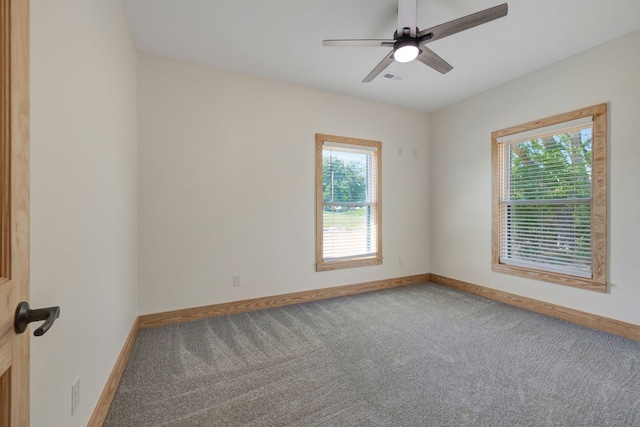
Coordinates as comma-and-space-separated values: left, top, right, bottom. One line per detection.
14, 301, 60, 336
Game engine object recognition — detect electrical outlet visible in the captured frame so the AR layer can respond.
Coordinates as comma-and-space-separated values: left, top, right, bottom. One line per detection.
398, 258, 404, 267
71, 378, 80, 415
412, 148, 418, 158
233, 274, 241, 287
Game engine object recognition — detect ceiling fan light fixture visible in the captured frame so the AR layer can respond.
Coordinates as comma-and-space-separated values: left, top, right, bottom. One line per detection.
322, 2, 509, 82
394, 39, 419, 63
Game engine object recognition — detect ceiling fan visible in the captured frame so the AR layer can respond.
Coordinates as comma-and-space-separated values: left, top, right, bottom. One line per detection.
323, 0, 508, 82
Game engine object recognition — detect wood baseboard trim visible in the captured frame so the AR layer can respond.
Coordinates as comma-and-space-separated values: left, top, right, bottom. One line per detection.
139, 273, 431, 329
87, 317, 140, 427
430, 274, 640, 341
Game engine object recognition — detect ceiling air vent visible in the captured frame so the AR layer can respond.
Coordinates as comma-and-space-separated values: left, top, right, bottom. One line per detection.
383, 73, 405, 81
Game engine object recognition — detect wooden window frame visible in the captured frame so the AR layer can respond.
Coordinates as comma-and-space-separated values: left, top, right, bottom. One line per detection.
491, 104, 607, 292
316, 134, 382, 272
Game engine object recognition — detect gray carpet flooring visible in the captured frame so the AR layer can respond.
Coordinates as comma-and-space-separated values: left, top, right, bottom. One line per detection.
104, 283, 640, 426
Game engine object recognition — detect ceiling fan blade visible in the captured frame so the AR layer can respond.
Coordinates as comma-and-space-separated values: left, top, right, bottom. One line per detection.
417, 3, 508, 43
416, 46, 453, 74
362, 50, 395, 83
398, 0, 417, 37
323, 39, 395, 47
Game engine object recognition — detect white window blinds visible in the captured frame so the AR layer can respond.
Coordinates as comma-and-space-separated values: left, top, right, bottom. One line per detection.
497, 117, 594, 278
322, 142, 378, 261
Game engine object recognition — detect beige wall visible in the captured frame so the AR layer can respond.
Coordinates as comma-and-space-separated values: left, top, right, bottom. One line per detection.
429, 29, 640, 325
137, 53, 431, 315
30, 0, 138, 426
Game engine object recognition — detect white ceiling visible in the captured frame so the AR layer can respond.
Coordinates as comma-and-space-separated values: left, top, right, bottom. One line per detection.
122, 0, 640, 112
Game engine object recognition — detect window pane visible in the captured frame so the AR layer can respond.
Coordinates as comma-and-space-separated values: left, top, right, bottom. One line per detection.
501, 203, 592, 277
323, 205, 375, 260
322, 146, 377, 260
322, 148, 371, 203
506, 128, 592, 201
499, 125, 594, 277
491, 104, 606, 289
316, 134, 381, 271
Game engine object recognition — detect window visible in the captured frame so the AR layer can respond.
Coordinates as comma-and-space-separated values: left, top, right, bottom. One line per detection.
491, 104, 607, 291
316, 134, 382, 271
